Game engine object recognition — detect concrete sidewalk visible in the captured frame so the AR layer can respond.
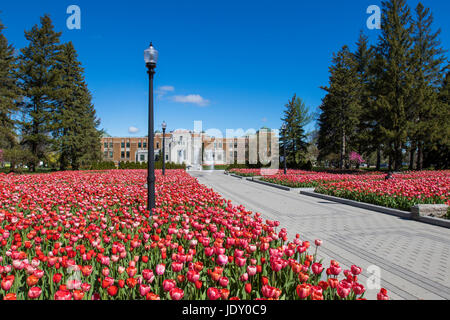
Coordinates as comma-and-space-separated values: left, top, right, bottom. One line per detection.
190, 171, 450, 300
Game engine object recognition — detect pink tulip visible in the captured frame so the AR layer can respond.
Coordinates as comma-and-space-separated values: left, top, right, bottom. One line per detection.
142, 269, 155, 283
156, 264, 165, 276
247, 265, 257, 276
163, 279, 176, 292
170, 287, 184, 300
216, 254, 228, 266
351, 265, 362, 276
28, 287, 42, 299
311, 263, 324, 275
139, 284, 151, 296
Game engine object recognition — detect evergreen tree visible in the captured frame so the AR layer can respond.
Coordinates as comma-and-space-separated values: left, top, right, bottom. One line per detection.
409, 2, 447, 170
0, 19, 20, 150
55, 42, 102, 170
280, 94, 313, 166
423, 71, 449, 169
17, 15, 63, 171
318, 46, 361, 169
374, 0, 415, 171
353, 31, 375, 165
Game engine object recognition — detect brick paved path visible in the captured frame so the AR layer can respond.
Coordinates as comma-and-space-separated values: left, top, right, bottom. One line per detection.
190, 171, 450, 300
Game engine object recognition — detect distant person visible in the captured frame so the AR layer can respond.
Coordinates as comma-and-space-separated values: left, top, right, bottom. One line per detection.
385, 171, 393, 181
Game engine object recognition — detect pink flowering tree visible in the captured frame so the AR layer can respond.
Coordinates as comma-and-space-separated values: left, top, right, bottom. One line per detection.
349, 151, 365, 168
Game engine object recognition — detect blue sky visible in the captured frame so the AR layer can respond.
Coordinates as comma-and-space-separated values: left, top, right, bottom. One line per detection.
1, 0, 449, 137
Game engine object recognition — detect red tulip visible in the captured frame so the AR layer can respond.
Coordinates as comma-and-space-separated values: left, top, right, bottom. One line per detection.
296, 283, 311, 299
139, 284, 152, 296
53, 273, 62, 284
163, 279, 176, 292
54, 290, 72, 300
169, 287, 184, 300
107, 285, 118, 297
3, 293, 17, 300
377, 288, 389, 300
28, 287, 42, 299
351, 265, 362, 276
73, 290, 85, 300
311, 263, 324, 275
207, 287, 221, 300
1, 275, 14, 291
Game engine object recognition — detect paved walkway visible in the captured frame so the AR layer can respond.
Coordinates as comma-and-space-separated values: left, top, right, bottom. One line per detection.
189, 171, 450, 300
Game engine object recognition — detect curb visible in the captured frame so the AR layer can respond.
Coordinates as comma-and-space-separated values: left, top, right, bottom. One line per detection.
248, 178, 291, 191
300, 191, 411, 218
415, 215, 450, 228
300, 191, 450, 228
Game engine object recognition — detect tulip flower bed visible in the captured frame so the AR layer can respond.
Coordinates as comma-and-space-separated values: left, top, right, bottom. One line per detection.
315, 172, 450, 214
228, 169, 262, 177
229, 169, 313, 177
0, 170, 388, 300
260, 173, 384, 188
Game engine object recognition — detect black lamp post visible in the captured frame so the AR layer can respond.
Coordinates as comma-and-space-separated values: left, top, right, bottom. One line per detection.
282, 123, 287, 175
162, 121, 167, 175
144, 42, 158, 213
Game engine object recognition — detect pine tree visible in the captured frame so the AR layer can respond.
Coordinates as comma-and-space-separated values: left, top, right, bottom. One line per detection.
55, 42, 102, 170
17, 15, 63, 171
318, 46, 361, 169
353, 31, 375, 165
281, 94, 313, 167
423, 71, 449, 169
0, 19, 20, 150
409, 2, 447, 170
374, 0, 415, 171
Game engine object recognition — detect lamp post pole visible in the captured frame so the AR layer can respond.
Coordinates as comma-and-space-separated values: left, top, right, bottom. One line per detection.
144, 42, 158, 213
282, 123, 287, 175
162, 121, 166, 175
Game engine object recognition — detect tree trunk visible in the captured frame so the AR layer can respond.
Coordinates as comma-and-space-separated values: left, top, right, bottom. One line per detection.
393, 140, 402, 171
376, 147, 381, 170
417, 141, 423, 170
409, 141, 416, 171
340, 130, 346, 170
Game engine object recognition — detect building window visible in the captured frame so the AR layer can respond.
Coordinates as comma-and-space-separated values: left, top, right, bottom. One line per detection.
104, 151, 107, 157
126, 151, 130, 158
109, 151, 113, 158
140, 154, 145, 161
219, 142, 222, 148
121, 142, 125, 148
138, 141, 142, 148
104, 142, 107, 148
109, 142, 113, 148
156, 142, 160, 149
143, 142, 147, 148
121, 151, 125, 158
126, 142, 130, 148
165, 155, 168, 161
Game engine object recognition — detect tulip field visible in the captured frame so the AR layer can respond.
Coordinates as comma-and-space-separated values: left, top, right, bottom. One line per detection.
0, 170, 387, 300
316, 171, 450, 213
230, 168, 450, 215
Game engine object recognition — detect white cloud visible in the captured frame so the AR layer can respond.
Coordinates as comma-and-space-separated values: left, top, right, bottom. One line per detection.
156, 85, 175, 99
172, 94, 210, 107
128, 126, 139, 134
